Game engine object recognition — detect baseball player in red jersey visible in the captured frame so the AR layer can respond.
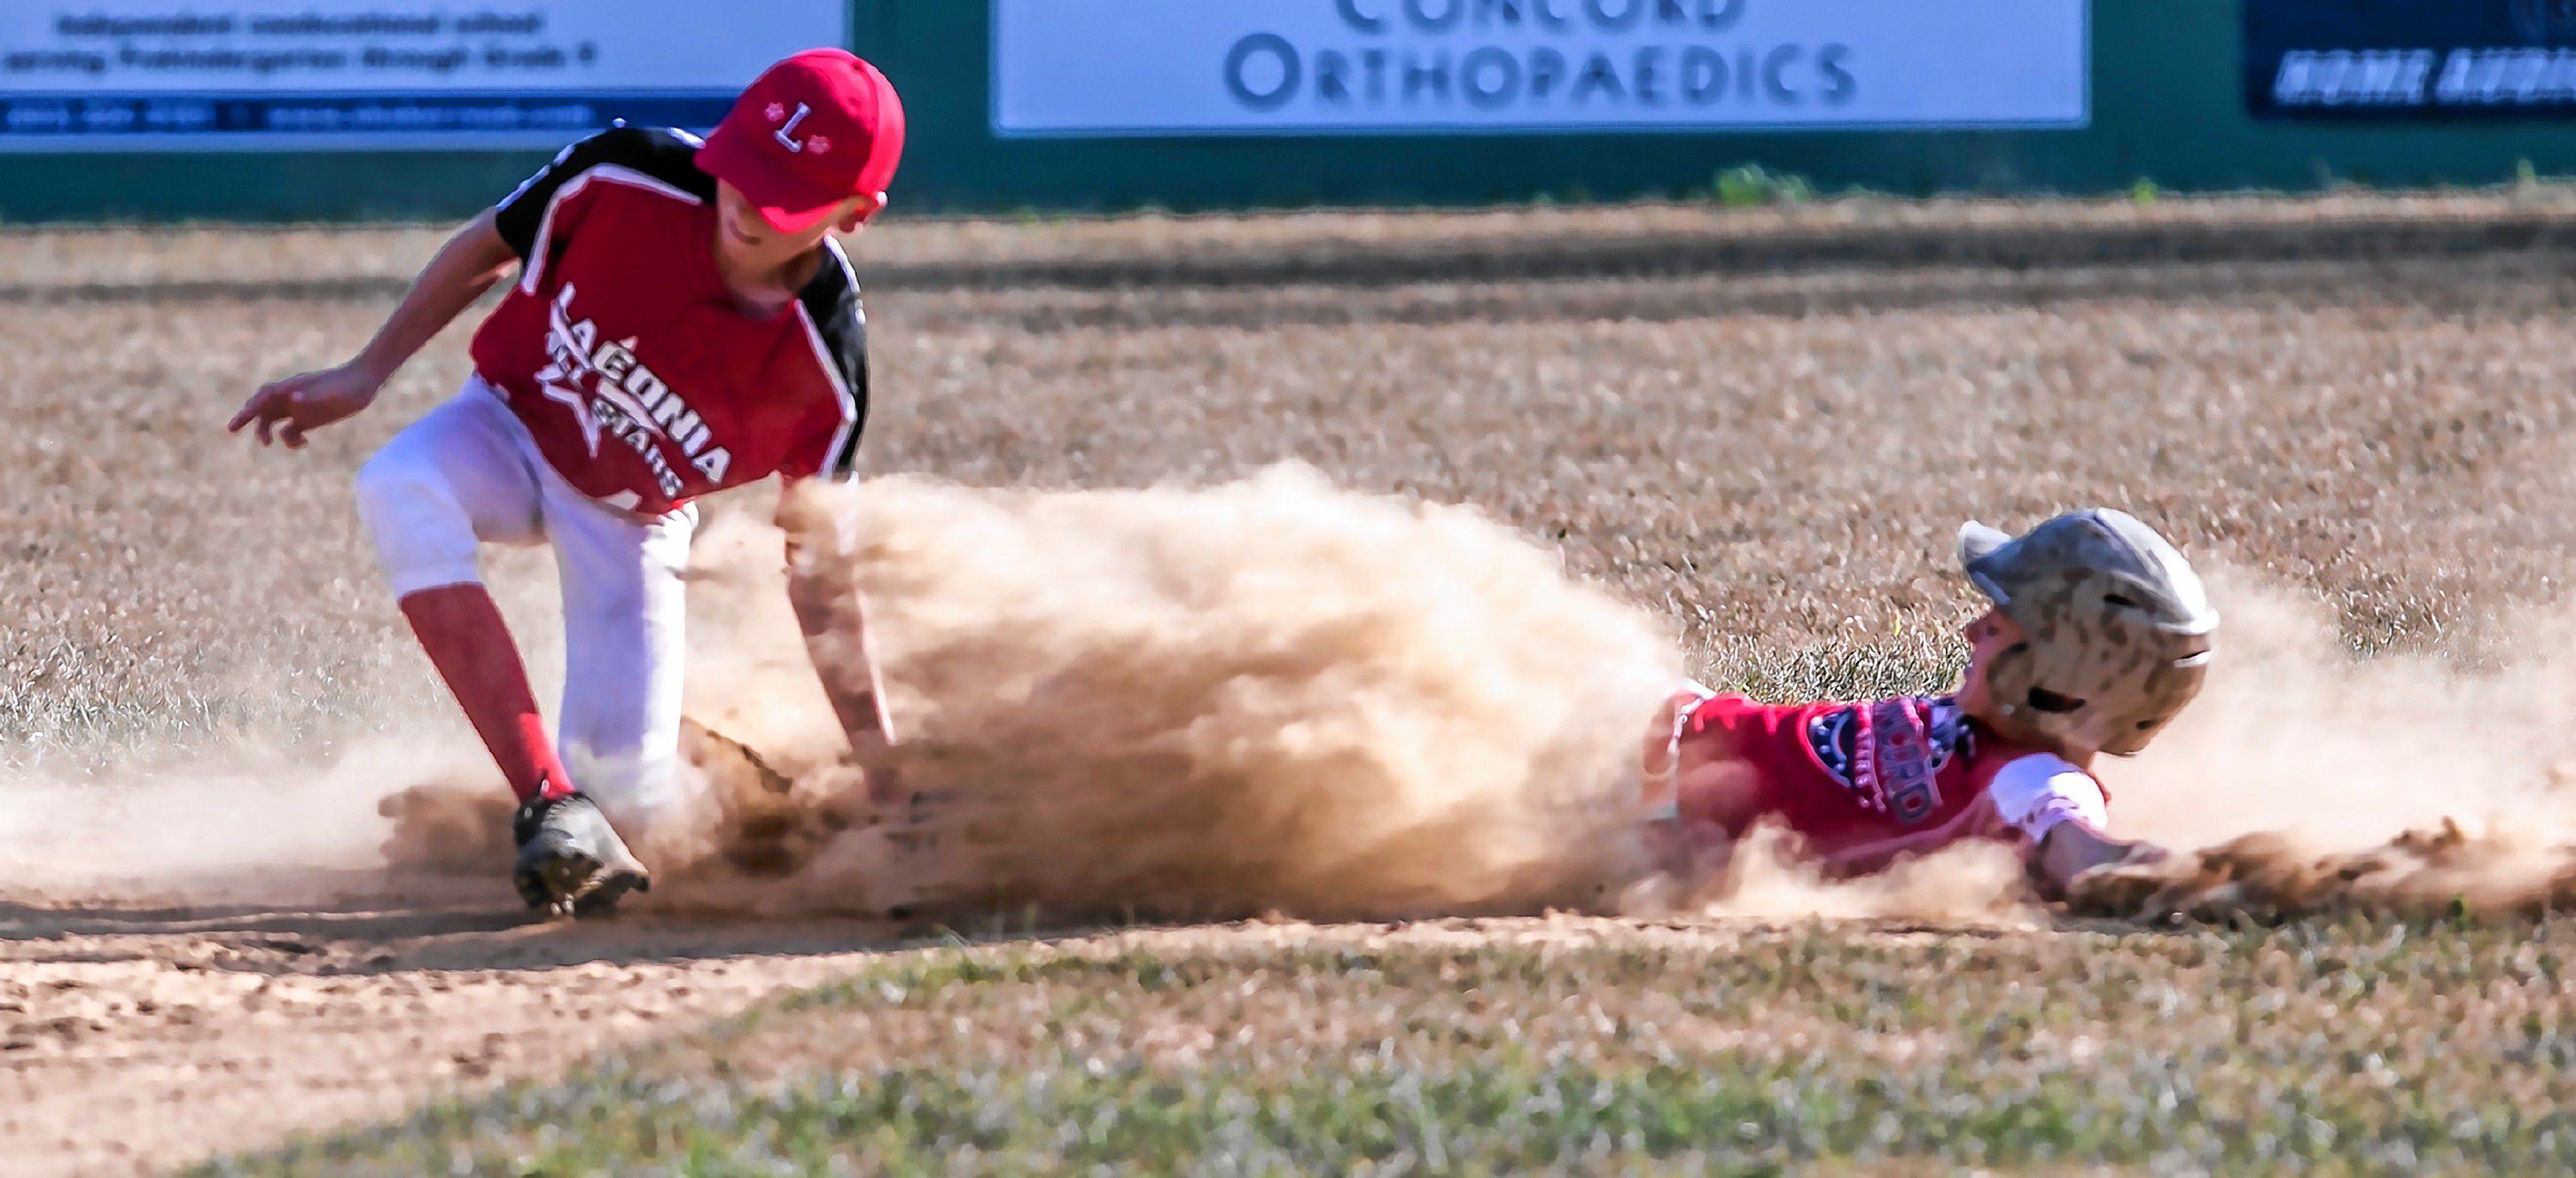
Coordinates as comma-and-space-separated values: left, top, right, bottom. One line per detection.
228, 49, 906, 915
1638, 509, 2218, 896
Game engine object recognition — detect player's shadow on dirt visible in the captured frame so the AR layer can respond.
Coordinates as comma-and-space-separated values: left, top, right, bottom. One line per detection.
2, 887, 2214, 981
0, 877, 942, 976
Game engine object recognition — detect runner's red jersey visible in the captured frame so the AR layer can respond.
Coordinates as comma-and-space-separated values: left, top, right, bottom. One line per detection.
471, 124, 870, 516
1674, 693, 2105, 876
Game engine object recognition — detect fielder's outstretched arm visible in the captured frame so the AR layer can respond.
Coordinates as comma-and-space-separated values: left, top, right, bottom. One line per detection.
780, 487, 904, 798
228, 210, 518, 447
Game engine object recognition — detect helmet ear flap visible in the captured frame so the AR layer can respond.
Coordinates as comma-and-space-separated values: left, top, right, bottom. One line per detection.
1978, 639, 2050, 741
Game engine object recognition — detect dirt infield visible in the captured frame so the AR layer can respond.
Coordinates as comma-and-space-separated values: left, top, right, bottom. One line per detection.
12, 195, 2576, 1171
1, 882, 900, 1175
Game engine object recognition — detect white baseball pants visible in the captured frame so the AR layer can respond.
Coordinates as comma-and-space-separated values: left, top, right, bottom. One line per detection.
350, 376, 694, 828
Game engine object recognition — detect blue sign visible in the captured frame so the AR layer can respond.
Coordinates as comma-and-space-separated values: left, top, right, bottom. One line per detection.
0, 3, 841, 151
993, 0, 2089, 137
2248, 0, 2576, 118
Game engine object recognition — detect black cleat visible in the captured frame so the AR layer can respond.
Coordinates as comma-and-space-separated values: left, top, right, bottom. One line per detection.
511, 792, 651, 918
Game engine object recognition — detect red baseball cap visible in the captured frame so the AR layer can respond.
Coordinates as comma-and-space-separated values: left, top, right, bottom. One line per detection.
696, 48, 906, 234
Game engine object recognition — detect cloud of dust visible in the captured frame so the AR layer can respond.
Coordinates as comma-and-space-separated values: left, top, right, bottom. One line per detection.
2059, 574, 2576, 920
2111, 574, 2576, 852
1619, 823, 2036, 927
0, 736, 490, 902
683, 464, 1686, 922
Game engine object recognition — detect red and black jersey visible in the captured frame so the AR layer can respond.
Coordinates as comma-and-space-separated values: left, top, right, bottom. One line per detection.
1674, 693, 2103, 877
472, 124, 870, 516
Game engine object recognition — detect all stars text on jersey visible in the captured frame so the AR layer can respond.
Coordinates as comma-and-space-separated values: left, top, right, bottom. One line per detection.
534, 283, 732, 501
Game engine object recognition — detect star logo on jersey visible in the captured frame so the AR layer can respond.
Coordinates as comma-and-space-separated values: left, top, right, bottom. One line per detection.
536, 283, 605, 456
765, 102, 787, 123
805, 134, 831, 155
591, 336, 664, 437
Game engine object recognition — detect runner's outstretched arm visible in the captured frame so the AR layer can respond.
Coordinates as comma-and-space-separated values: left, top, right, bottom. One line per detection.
2037, 822, 2166, 893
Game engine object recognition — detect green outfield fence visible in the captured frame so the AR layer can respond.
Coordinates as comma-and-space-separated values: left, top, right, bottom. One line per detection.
9, 1, 2576, 223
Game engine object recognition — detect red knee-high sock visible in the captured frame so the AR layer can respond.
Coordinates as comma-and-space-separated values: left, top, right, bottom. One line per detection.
398, 583, 574, 805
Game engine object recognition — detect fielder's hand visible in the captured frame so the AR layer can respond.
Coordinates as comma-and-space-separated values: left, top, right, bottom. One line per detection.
229, 362, 383, 448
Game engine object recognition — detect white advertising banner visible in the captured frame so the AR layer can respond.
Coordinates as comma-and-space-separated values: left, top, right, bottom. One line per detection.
0, 2, 844, 150
994, 0, 2088, 136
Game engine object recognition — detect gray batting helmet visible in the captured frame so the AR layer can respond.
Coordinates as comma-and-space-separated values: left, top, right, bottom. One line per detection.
1958, 508, 2218, 756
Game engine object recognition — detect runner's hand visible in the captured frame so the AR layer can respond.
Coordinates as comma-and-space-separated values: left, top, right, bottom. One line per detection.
229, 362, 384, 448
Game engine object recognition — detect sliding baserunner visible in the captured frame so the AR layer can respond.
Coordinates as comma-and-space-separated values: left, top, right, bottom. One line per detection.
1640, 508, 2218, 894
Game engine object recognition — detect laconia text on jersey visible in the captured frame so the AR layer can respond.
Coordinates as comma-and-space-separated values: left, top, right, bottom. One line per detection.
534, 282, 732, 500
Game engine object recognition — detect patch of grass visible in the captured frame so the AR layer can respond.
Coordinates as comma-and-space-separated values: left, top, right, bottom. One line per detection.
1704, 629, 1963, 703
208, 920, 2576, 1174
1711, 165, 1814, 209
